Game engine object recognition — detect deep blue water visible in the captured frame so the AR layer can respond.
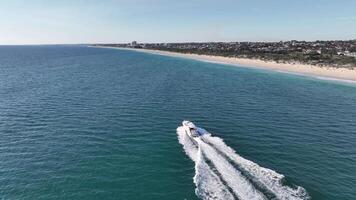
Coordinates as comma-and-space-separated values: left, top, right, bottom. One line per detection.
0, 45, 355, 200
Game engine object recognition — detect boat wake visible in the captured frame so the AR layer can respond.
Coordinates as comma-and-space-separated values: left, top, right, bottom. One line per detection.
177, 126, 310, 200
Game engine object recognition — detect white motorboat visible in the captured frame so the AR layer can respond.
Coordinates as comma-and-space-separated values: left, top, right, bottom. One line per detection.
182, 120, 209, 138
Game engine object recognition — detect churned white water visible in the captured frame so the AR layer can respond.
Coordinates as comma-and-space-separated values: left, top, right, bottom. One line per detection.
177, 126, 310, 200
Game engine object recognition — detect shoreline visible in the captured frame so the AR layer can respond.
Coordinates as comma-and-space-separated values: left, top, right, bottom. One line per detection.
96, 46, 356, 83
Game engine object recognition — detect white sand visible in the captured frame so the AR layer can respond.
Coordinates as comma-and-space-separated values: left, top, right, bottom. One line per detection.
99, 47, 356, 82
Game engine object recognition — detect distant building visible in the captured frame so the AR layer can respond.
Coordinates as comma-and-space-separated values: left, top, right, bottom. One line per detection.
131, 41, 137, 46
345, 51, 356, 58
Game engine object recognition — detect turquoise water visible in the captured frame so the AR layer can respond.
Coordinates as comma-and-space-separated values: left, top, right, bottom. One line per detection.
0, 45, 355, 200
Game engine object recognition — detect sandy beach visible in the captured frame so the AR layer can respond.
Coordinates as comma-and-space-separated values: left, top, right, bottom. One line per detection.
101, 47, 356, 82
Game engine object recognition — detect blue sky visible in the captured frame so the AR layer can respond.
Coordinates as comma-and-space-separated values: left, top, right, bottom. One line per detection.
0, 0, 356, 44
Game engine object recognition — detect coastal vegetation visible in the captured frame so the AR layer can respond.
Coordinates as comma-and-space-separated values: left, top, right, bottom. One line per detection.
96, 40, 356, 69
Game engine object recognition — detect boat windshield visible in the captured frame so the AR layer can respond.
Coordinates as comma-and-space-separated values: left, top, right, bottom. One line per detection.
196, 127, 208, 135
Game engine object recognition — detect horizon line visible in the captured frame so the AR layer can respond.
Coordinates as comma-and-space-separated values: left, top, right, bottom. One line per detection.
1, 38, 356, 46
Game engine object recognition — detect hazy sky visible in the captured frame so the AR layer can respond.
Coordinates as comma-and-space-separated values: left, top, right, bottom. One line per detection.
1, 0, 356, 44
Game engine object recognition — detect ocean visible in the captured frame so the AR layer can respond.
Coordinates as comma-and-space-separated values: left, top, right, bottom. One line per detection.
0, 45, 355, 200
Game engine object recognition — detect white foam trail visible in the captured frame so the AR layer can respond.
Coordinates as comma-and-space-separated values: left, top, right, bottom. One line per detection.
194, 146, 235, 200
198, 138, 267, 200
202, 135, 310, 200
177, 127, 199, 161
177, 127, 234, 200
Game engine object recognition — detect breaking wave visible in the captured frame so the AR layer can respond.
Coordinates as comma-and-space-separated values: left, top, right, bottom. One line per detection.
177, 126, 310, 200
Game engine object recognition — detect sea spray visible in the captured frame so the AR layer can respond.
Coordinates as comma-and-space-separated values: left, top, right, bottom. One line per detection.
202, 135, 310, 200
194, 146, 235, 199
198, 139, 266, 200
177, 126, 310, 200
177, 127, 234, 199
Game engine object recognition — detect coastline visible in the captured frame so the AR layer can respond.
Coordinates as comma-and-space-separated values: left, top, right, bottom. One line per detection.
97, 46, 356, 82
